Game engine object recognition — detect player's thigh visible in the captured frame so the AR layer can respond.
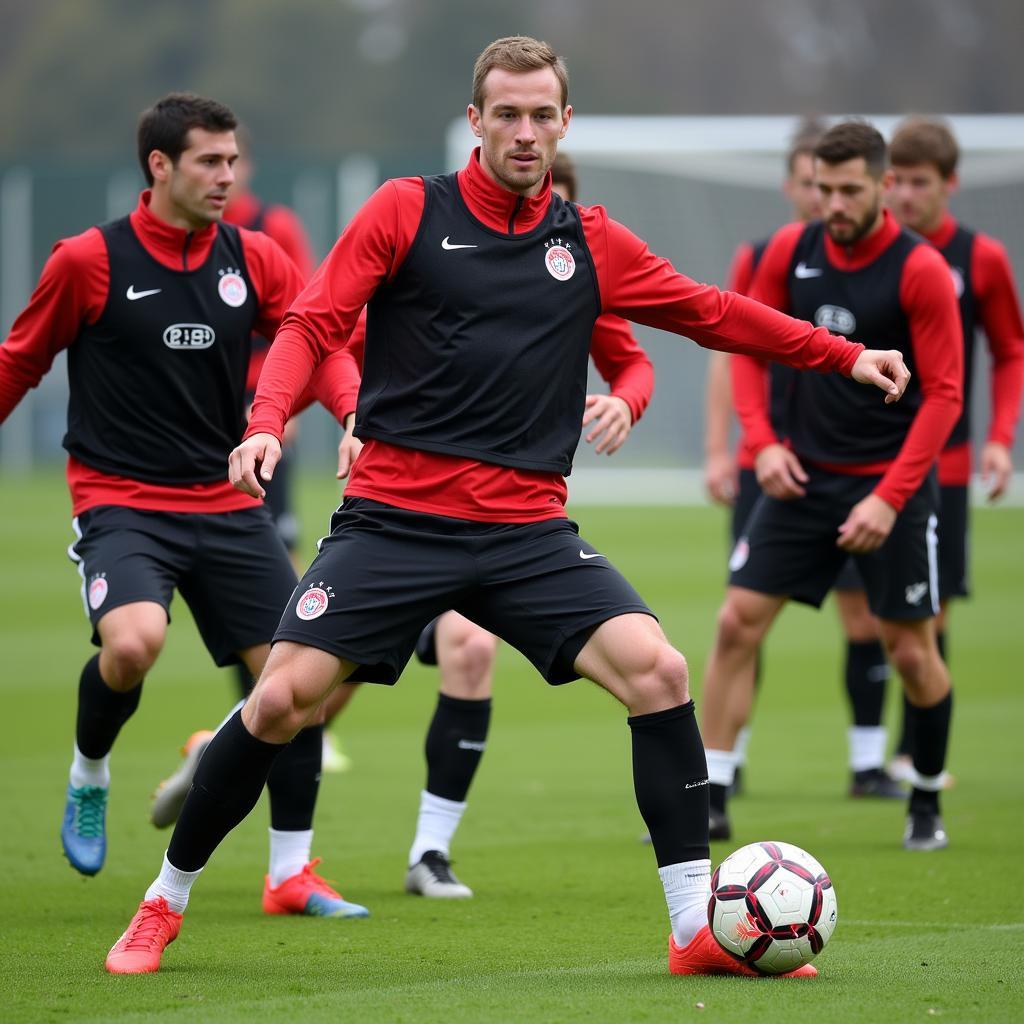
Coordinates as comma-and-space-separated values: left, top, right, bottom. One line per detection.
462, 517, 653, 686
274, 498, 475, 684
68, 506, 186, 645
728, 471, 854, 608
937, 484, 969, 600
856, 475, 940, 623
573, 612, 686, 712
178, 506, 298, 668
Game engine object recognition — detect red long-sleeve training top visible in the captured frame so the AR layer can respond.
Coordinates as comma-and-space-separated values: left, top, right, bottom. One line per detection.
923, 212, 1024, 485
732, 211, 963, 511
0, 191, 351, 515
247, 150, 866, 523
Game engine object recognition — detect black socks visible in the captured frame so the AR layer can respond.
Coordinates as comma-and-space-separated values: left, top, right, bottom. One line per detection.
846, 639, 889, 726
908, 690, 953, 814
75, 654, 143, 759
168, 711, 286, 871
424, 694, 492, 802
628, 701, 710, 867
267, 724, 323, 831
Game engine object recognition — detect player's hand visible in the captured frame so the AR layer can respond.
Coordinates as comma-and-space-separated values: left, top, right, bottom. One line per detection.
980, 441, 1012, 502
851, 349, 911, 404
582, 394, 633, 455
705, 450, 738, 506
228, 432, 282, 499
755, 444, 808, 500
837, 493, 897, 553
336, 414, 364, 479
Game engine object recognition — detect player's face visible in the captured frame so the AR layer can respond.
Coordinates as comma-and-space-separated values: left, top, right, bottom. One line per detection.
783, 152, 821, 222
468, 67, 571, 197
158, 129, 238, 230
816, 157, 887, 246
887, 162, 954, 235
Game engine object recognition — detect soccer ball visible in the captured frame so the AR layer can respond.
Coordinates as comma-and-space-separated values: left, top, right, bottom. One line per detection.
708, 840, 838, 975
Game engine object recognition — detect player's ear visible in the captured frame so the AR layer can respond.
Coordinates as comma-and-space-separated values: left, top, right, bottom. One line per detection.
467, 104, 483, 138
149, 150, 172, 184
559, 104, 572, 139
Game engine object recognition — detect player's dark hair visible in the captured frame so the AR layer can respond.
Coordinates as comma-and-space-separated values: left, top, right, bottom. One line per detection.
137, 93, 238, 186
814, 120, 887, 178
890, 117, 959, 179
472, 36, 569, 112
550, 151, 578, 201
786, 116, 827, 174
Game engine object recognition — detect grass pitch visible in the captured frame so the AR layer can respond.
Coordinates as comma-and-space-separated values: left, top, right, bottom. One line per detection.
0, 471, 1021, 1023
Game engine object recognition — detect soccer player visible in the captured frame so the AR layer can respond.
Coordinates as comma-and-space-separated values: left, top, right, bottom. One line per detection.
704, 119, 902, 802
886, 116, 1024, 779
701, 120, 962, 850
104, 39, 908, 976
0, 94, 368, 918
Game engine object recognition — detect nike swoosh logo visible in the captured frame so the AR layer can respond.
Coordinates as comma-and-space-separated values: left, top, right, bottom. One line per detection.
794, 262, 823, 279
441, 236, 478, 250
126, 285, 162, 300
579, 550, 603, 560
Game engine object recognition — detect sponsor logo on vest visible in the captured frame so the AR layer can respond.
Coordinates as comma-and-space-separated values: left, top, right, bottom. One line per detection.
728, 537, 750, 572
949, 265, 965, 298
88, 573, 108, 610
163, 324, 216, 350
794, 261, 823, 279
296, 582, 335, 621
217, 268, 248, 307
814, 304, 857, 335
544, 238, 576, 281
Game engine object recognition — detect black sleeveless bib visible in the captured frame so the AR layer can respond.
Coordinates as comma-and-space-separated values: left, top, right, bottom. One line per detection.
65, 218, 257, 484
356, 174, 601, 475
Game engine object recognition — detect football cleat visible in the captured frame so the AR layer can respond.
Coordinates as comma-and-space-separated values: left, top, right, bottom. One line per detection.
849, 767, 906, 799
321, 731, 353, 774
709, 807, 732, 841
150, 730, 214, 828
889, 755, 956, 789
669, 928, 817, 977
728, 765, 745, 798
903, 812, 949, 851
263, 858, 370, 918
105, 897, 182, 974
61, 783, 107, 875
405, 850, 473, 899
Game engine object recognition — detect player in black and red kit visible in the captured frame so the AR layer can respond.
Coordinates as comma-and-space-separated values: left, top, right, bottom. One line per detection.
700, 121, 962, 851
0, 94, 368, 918
104, 40, 909, 976
705, 121, 902, 801
886, 117, 1024, 779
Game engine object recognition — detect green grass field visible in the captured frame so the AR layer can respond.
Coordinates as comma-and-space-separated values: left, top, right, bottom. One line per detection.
1, 471, 1021, 1023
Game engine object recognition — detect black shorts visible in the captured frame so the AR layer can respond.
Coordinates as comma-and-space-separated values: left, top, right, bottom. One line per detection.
938, 484, 969, 600
732, 468, 864, 592
728, 465, 939, 622
68, 505, 298, 667
274, 498, 654, 685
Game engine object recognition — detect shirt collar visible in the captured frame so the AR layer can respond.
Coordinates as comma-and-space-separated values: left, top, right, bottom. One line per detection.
918, 210, 958, 250
129, 190, 219, 270
823, 207, 902, 271
456, 148, 552, 235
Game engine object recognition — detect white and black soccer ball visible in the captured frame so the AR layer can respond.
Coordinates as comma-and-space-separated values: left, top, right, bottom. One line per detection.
708, 840, 838, 975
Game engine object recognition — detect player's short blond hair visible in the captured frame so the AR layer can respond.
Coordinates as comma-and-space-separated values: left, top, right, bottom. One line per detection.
472, 36, 569, 113
890, 117, 959, 180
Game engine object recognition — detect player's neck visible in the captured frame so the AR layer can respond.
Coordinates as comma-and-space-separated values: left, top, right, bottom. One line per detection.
147, 188, 216, 234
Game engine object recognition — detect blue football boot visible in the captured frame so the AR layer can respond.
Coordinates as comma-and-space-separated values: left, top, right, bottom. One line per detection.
61, 783, 107, 875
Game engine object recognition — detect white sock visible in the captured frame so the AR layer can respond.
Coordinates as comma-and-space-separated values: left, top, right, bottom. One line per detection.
705, 748, 738, 788
848, 725, 887, 772
659, 859, 712, 947
732, 726, 752, 767
268, 828, 313, 887
408, 790, 467, 866
145, 852, 203, 914
69, 744, 110, 789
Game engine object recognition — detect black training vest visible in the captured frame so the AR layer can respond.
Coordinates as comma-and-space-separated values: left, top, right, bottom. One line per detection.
355, 174, 601, 475
784, 221, 922, 464
64, 218, 258, 485
938, 225, 977, 448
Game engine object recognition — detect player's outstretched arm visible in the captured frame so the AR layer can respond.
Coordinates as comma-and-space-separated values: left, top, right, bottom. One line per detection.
850, 349, 911, 404
228, 432, 282, 499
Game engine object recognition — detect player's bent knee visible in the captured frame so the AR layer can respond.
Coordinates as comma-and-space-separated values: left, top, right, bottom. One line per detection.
715, 599, 762, 653
634, 644, 689, 708
886, 635, 929, 684
449, 630, 497, 684
245, 676, 307, 740
101, 632, 163, 687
